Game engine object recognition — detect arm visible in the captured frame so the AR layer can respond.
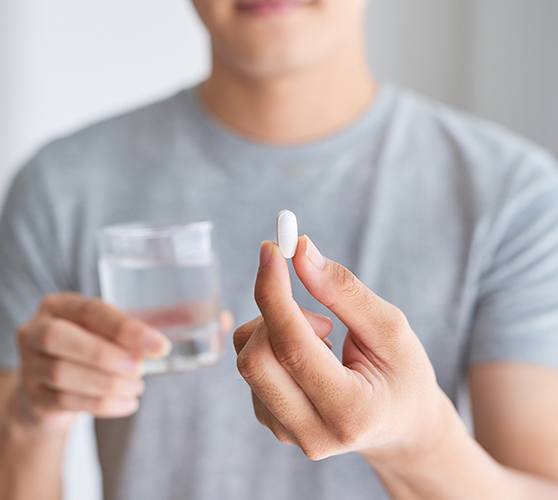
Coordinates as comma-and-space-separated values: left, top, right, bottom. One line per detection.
370, 362, 558, 499
234, 236, 558, 499
470, 363, 558, 480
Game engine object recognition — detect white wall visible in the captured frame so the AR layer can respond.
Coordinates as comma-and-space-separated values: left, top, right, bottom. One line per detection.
465, 0, 558, 152
367, 0, 558, 155
0, 0, 209, 197
367, 1, 469, 106
1, 2, 557, 500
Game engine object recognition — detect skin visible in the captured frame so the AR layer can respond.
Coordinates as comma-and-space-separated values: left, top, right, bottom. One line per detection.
0, 294, 232, 499
193, 0, 377, 144
234, 237, 558, 498
2, 0, 558, 498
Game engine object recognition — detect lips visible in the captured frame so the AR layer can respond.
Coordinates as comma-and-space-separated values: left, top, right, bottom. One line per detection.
236, 0, 313, 14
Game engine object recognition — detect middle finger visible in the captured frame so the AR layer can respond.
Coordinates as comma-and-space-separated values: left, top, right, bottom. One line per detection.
26, 351, 145, 398
237, 322, 338, 457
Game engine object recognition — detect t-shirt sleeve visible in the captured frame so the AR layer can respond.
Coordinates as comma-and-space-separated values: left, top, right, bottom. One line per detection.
0, 152, 68, 370
468, 150, 558, 369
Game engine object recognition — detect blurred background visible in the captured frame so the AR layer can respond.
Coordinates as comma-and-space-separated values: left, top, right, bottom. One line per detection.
0, 1, 556, 499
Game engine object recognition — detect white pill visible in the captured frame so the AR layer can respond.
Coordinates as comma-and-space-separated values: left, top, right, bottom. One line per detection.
276, 209, 298, 259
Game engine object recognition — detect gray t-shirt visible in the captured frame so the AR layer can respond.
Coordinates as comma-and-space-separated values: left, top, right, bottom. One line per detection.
1, 84, 558, 500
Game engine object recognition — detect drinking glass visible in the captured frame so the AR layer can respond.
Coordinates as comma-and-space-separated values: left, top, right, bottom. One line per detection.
97, 221, 222, 374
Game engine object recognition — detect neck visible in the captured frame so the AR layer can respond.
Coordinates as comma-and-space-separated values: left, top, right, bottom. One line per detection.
199, 37, 377, 145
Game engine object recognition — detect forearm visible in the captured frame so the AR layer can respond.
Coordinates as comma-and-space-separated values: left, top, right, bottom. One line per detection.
0, 379, 66, 500
367, 396, 558, 500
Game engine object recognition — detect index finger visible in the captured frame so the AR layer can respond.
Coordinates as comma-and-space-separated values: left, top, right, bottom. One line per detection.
255, 242, 364, 421
40, 293, 170, 357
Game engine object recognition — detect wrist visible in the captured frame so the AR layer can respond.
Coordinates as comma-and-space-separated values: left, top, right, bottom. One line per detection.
369, 392, 464, 470
359, 387, 458, 470
1, 384, 67, 500
5, 382, 73, 439
363, 391, 507, 499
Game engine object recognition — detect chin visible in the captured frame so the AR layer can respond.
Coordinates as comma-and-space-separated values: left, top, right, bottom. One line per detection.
236, 47, 319, 78
195, 0, 366, 78
215, 29, 334, 79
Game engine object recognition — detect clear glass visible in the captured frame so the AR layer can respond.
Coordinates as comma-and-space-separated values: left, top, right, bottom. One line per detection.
97, 221, 222, 374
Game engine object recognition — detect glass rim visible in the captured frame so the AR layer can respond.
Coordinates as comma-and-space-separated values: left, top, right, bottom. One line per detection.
98, 221, 213, 240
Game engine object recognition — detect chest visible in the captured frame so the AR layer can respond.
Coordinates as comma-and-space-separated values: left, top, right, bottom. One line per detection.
70, 159, 475, 398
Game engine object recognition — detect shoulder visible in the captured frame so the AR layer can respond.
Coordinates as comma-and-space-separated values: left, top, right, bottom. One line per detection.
16, 86, 196, 189
387, 85, 558, 208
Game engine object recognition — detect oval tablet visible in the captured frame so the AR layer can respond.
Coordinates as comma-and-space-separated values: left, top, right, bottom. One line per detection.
277, 209, 298, 259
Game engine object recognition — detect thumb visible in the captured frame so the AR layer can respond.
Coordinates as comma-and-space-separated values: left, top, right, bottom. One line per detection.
292, 235, 409, 347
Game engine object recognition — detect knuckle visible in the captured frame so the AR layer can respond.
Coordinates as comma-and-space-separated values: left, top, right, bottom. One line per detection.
386, 306, 409, 335
300, 442, 329, 462
236, 351, 263, 383
40, 320, 61, 352
53, 390, 69, 407
232, 328, 250, 353
332, 421, 362, 448
114, 317, 139, 345
271, 427, 292, 445
253, 401, 272, 428
88, 343, 108, 368
273, 339, 306, 373
39, 293, 59, 313
254, 287, 280, 311
232, 325, 244, 340
334, 265, 361, 300
16, 322, 31, 348
48, 361, 66, 385
254, 409, 267, 427
276, 434, 291, 445
22, 376, 36, 395
80, 298, 103, 325
234, 317, 260, 337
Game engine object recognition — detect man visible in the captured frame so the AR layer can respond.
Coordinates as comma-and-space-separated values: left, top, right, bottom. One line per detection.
1, 0, 558, 498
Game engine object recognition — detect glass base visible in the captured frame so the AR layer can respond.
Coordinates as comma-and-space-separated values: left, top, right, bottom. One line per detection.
143, 321, 222, 374
143, 351, 221, 374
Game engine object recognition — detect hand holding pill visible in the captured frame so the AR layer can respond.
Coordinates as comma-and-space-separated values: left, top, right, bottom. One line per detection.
233, 217, 453, 468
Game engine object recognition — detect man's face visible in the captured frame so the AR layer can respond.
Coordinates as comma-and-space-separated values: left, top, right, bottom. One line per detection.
192, 0, 367, 78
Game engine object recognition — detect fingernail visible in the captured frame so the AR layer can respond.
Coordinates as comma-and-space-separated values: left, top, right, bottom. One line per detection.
119, 357, 142, 374
259, 241, 273, 267
116, 398, 139, 413
304, 236, 326, 270
119, 377, 145, 395
143, 327, 171, 357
